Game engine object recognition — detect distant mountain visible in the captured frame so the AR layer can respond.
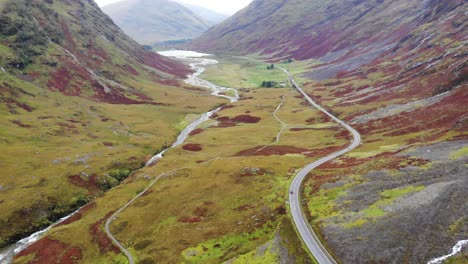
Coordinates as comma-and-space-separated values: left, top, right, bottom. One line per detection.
176, 2, 228, 25
102, 0, 212, 44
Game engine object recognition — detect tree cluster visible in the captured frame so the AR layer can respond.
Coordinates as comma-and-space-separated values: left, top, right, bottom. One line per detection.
261, 81, 279, 88
1, 1, 63, 69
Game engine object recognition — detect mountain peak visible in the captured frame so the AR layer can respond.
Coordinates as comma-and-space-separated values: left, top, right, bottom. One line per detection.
102, 0, 212, 45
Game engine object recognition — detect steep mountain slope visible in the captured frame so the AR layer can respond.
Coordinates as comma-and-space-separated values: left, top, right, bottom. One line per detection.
0, 0, 222, 251
102, 0, 212, 44
190, 0, 468, 263
176, 2, 228, 25
191, 0, 465, 60
293, 2, 468, 261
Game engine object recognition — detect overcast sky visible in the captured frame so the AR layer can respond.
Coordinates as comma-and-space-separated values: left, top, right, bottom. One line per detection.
94, 0, 253, 15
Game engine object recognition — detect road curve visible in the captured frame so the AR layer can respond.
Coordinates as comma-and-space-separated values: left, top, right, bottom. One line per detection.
104, 169, 182, 264
278, 66, 362, 264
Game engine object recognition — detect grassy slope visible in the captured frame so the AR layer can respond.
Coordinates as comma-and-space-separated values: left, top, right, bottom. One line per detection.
190, 0, 427, 58
0, 0, 224, 249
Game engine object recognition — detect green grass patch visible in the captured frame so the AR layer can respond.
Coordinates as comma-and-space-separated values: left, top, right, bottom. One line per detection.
443, 254, 468, 264
200, 57, 288, 89
181, 224, 275, 263
344, 185, 425, 228
450, 146, 468, 160
448, 217, 468, 235
307, 185, 349, 221
230, 243, 279, 264
380, 185, 425, 200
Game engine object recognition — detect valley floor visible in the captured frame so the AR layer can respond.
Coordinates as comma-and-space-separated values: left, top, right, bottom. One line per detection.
10, 52, 468, 264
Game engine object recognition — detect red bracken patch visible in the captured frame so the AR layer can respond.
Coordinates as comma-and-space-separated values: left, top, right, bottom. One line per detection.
90, 81, 170, 106
290, 127, 324, 132
58, 122, 77, 130
60, 247, 82, 264
89, 211, 120, 254
123, 65, 139, 76
179, 216, 203, 223
10, 120, 32, 128
189, 128, 204, 136
183, 144, 203, 151
49, 67, 71, 92
16, 238, 82, 264
305, 117, 317, 124
184, 86, 206, 92
215, 116, 237, 128
56, 203, 96, 227
131, 90, 153, 101
88, 41, 108, 61
68, 175, 101, 195
3, 97, 34, 113
215, 115, 261, 128
193, 207, 208, 217
232, 115, 261, 123
60, 19, 77, 52
219, 104, 235, 111
353, 87, 467, 142
139, 50, 191, 78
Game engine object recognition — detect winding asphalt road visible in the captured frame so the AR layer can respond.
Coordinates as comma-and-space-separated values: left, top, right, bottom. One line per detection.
104, 58, 360, 264
278, 66, 362, 264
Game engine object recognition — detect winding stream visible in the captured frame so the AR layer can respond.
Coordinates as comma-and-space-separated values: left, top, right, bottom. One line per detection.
0, 208, 83, 263
160, 50, 239, 103
428, 240, 468, 264
145, 107, 221, 166
146, 50, 239, 166
0, 50, 238, 264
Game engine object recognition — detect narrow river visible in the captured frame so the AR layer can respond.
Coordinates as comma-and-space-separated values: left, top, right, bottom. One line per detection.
0, 208, 83, 263
146, 50, 238, 166
428, 239, 468, 264
0, 50, 238, 264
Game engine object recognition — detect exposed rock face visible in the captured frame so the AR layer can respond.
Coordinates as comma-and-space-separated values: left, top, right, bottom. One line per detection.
324, 154, 467, 263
